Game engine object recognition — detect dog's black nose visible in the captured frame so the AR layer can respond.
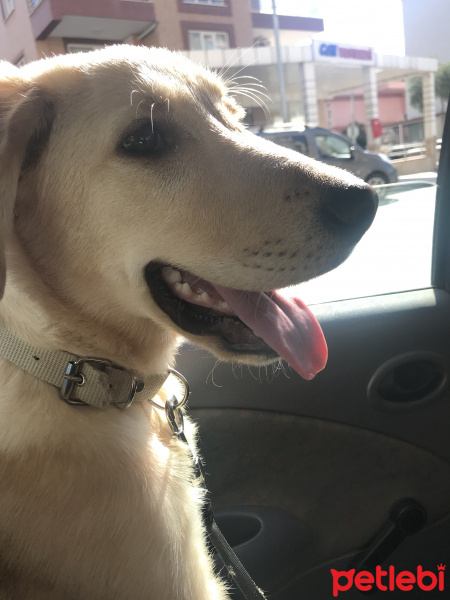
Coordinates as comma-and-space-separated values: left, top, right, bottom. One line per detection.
322, 183, 378, 237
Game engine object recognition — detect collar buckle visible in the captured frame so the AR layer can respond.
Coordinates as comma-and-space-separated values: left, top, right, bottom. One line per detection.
60, 357, 112, 406
121, 376, 145, 409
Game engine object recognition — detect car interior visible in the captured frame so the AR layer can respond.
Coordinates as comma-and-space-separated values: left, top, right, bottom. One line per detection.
174, 99, 450, 599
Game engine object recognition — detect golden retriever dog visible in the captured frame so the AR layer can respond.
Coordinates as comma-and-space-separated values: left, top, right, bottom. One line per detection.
0, 45, 377, 599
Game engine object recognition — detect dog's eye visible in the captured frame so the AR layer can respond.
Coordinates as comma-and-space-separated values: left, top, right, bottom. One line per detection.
121, 123, 164, 155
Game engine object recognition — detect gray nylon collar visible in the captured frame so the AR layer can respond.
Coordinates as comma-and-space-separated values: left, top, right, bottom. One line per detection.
0, 324, 169, 409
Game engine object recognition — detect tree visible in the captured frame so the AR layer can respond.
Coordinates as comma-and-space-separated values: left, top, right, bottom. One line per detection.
408, 62, 450, 112
408, 76, 423, 112
435, 62, 450, 104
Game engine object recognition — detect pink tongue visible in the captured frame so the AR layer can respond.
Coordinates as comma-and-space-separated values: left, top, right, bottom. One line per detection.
213, 286, 328, 380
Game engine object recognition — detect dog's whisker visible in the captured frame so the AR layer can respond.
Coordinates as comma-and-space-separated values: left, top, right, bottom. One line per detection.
206, 359, 223, 387
135, 98, 146, 119
230, 83, 271, 98
190, 277, 204, 288
221, 59, 259, 90
231, 361, 242, 379
228, 81, 270, 95
246, 364, 261, 382
226, 75, 267, 92
130, 89, 140, 107
217, 46, 242, 79
230, 74, 266, 84
254, 292, 268, 321
229, 85, 271, 103
150, 102, 155, 134
232, 90, 270, 117
241, 92, 270, 115
227, 87, 270, 108
278, 361, 291, 379
227, 82, 269, 96
219, 43, 258, 81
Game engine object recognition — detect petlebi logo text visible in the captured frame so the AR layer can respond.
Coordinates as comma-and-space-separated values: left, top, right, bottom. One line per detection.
331, 564, 445, 596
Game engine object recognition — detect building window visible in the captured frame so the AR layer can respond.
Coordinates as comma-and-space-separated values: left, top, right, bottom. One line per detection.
184, 0, 225, 5
1, 0, 14, 20
28, 0, 42, 12
188, 30, 229, 50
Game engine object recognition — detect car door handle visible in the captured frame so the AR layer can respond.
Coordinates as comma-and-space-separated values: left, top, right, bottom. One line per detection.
368, 352, 447, 410
352, 498, 427, 573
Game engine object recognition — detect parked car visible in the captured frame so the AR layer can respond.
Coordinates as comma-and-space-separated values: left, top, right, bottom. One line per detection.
258, 125, 398, 186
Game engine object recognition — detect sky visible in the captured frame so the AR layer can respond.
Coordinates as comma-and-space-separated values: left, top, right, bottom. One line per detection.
260, 0, 405, 56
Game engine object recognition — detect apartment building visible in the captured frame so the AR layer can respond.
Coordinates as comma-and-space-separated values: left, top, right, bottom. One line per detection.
0, 0, 324, 65
1, 0, 437, 165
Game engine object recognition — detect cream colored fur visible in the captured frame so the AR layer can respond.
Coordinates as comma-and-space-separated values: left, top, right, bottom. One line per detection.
0, 45, 368, 599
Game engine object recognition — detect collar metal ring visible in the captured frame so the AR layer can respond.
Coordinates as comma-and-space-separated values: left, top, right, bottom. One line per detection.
148, 367, 189, 410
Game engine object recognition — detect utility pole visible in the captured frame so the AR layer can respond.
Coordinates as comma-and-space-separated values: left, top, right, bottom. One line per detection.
272, 0, 289, 122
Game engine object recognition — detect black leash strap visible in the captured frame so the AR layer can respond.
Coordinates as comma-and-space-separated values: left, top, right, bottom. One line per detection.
209, 519, 267, 600
165, 396, 267, 600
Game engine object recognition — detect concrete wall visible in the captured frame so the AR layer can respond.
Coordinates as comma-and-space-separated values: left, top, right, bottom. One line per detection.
393, 155, 436, 176
0, 0, 38, 63
36, 36, 65, 59
231, 0, 253, 48
149, 0, 252, 51
149, 0, 184, 49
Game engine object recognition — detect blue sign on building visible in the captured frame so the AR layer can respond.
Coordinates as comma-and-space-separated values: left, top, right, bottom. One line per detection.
319, 43, 338, 57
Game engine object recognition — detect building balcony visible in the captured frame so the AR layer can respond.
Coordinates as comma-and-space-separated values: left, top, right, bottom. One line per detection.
251, 12, 324, 48
251, 12, 324, 33
29, 0, 157, 42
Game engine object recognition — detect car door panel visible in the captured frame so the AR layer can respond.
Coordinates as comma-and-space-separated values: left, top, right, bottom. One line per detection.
192, 408, 450, 552
176, 285, 450, 598
192, 410, 450, 598
178, 289, 450, 459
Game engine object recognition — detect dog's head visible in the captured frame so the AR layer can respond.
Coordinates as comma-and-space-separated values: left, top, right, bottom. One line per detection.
0, 46, 377, 378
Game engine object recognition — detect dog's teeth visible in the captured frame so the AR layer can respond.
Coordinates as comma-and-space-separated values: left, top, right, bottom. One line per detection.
170, 275, 233, 314
180, 282, 192, 297
217, 301, 231, 311
173, 281, 193, 298
162, 267, 182, 284
198, 292, 211, 304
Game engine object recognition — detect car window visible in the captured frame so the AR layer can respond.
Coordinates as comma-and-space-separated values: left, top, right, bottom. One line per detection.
291, 181, 437, 304
269, 134, 308, 155
315, 134, 352, 160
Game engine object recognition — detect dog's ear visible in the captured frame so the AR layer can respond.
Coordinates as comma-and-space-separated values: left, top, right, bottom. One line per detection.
0, 63, 55, 298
